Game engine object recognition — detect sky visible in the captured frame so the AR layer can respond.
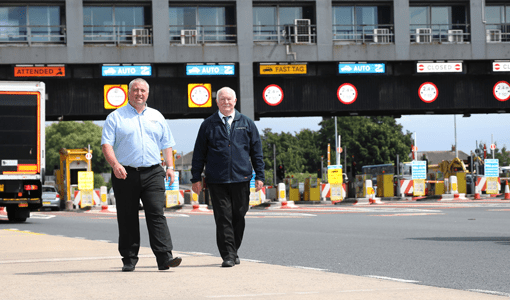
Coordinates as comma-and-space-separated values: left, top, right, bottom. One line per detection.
167, 113, 510, 156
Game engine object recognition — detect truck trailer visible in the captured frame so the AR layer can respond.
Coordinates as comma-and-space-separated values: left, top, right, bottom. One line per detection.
0, 81, 45, 222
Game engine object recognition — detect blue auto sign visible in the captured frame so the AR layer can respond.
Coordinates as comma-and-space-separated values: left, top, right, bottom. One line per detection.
412, 161, 427, 180
338, 63, 385, 74
102, 66, 152, 77
186, 64, 235, 76
485, 159, 499, 178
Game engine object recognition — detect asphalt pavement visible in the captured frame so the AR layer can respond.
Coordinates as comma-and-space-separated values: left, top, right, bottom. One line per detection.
1, 227, 506, 300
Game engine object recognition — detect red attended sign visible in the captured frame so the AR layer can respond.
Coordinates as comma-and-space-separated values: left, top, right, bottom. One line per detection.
15, 66, 65, 77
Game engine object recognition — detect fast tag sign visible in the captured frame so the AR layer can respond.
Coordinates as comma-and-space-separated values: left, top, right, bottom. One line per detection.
416, 62, 463, 73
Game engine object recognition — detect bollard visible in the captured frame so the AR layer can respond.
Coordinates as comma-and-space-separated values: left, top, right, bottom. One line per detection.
504, 181, 510, 200
474, 184, 481, 200
277, 182, 286, 202
100, 186, 109, 212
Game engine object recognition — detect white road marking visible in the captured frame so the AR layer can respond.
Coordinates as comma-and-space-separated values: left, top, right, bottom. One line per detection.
468, 289, 510, 297
291, 266, 329, 272
364, 275, 420, 283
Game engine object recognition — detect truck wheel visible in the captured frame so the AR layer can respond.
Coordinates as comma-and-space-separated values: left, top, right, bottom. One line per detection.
6, 207, 30, 223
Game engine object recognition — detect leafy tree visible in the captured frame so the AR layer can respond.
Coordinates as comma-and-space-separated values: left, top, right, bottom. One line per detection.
317, 116, 413, 171
46, 121, 108, 175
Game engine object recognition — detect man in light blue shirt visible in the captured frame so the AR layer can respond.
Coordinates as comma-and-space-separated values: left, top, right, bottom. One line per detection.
101, 78, 181, 272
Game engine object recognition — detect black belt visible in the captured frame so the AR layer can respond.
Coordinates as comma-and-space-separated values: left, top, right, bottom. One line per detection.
123, 164, 160, 172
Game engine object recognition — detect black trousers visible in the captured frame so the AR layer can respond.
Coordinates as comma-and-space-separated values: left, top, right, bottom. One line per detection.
208, 182, 251, 261
112, 165, 174, 267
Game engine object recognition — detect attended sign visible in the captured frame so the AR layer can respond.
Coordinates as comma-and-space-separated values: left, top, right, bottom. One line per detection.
14, 66, 65, 77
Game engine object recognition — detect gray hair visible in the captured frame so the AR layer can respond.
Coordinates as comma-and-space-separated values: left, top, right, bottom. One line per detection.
129, 78, 150, 92
216, 87, 236, 100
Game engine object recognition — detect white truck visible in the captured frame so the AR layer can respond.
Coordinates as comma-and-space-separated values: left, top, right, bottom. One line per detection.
0, 81, 45, 222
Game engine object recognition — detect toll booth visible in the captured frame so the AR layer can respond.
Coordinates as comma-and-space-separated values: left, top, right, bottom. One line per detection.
456, 172, 467, 194
54, 148, 91, 209
376, 174, 394, 197
304, 177, 321, 201
355, 175, 371, 198
288, 178, 300, 201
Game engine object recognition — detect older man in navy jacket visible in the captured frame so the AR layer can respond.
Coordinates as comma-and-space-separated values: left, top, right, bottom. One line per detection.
191, 87, 265, 268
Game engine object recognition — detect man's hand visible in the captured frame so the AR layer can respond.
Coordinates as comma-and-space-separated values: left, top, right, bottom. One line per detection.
255, 180, 264, 192
165, 168, 175, 184
192, 181, 202, 194
113, 164, 127, 180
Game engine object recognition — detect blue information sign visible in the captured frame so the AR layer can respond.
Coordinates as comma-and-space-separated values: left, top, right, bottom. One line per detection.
485, 159, 499, 177
412, 161, 427, 180
338, 63, 385, 74
102, 66, 152, 77
186, 64, 235, 76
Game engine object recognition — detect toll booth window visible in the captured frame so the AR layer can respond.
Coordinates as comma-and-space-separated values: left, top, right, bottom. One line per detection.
409, 4, 469, 43
83, 5, 151, 45
169, 5, 236, 43
486, 5, 510, 42
332, 5, 393, 43
253, 5, 315, 43
0, 6, 64, 44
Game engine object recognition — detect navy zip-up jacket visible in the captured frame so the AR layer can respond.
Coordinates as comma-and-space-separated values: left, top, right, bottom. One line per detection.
191, 110, 265, 184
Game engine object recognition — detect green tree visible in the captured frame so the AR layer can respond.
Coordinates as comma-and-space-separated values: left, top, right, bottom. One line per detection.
317, 116, 413, 171
46, 121, 109, 175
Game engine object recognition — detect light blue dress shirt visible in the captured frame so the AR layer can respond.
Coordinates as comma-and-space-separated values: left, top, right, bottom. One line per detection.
101, 103, 175, 168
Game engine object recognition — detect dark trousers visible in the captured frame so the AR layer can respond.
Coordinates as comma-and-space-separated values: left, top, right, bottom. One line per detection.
112, 165, 173, 267
208, 182, 251, 261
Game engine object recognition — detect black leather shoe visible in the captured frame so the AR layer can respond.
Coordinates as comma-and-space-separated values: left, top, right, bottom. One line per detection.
122, 264, 135, 272
235, 257, 240, 265
158, 257, 182, 270
222, 260, 235, 267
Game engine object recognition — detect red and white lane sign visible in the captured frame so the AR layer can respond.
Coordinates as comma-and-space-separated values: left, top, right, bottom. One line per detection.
263, 84, 284, 106
337, 83, 357, 105
493, 81, 510, 101
418, 82, 438, 103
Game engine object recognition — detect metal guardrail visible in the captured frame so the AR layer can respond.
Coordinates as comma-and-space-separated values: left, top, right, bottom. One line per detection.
409, 24, 470, 43
253, 24, 316, 44
83, 25, 152, 45
0, 25, 66, 45
169, 25, 237, 44
333, 24, 394, 44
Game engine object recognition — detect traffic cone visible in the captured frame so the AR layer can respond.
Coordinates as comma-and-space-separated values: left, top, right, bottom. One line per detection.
504, 181, 510, 200
474, 185, 481, 200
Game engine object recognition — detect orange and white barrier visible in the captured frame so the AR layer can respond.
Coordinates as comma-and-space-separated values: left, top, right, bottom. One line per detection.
74, 189, 101, 208
321, 183, 347, 202
476, 177, 501, 192
399, 179, 414, 196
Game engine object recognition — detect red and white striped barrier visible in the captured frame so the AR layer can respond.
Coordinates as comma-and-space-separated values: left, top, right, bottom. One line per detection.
320, 183, 347, 202
476, 177, 501, 192
74, 190, 101, 207
399, 180, 414, 196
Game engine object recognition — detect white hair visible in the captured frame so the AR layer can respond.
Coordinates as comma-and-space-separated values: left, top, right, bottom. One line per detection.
216, 87, 236, 100
129, 78, 150, 92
